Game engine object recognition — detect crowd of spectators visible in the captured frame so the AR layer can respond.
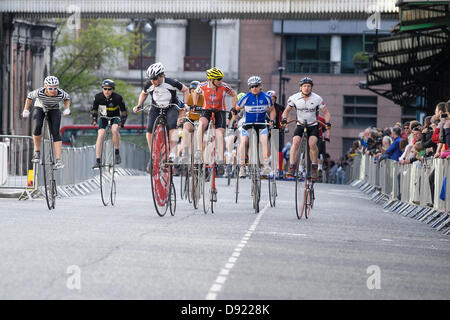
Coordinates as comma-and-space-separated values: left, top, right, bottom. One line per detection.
342, 101, 449, 205
345, 101, 450, 164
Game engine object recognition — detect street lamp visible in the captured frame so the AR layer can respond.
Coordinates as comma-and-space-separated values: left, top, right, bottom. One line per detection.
127, 19, 152, 133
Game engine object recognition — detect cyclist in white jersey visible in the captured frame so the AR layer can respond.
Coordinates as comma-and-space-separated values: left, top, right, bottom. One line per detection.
281, 77, 331, 179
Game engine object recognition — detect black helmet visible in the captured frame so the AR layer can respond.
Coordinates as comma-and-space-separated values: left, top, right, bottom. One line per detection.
299, 77, 313, 87
189, 80, 200, 90
102, 79, 115, 89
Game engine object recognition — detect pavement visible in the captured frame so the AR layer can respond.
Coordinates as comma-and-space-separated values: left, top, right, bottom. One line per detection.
0, 175, 449, 299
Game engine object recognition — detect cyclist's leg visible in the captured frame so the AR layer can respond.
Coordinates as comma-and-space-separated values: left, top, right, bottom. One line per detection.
96, 128, 106, 159
196, 112, 210, 160
32, 107, 45, 154
48, 109, 63, 161
181, 120, 194, 157
146, 107, 159, 153
166, 106, 180, 158
215, 111, 227, 164
289, 125, 303, 166
111, 122, 120, 150
259, 127, 271, 174
308, 129, 319, 164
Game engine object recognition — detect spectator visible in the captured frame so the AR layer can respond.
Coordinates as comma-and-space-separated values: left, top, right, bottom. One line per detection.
401, 121, 411, 140
422, 115, 437, 155
379, 127, 403, 161
336, 162, 346, 184
328, 161, 337, 184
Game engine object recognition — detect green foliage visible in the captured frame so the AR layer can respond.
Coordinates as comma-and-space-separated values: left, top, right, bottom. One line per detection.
53, 19, 140, 110
353, 51, 369, 67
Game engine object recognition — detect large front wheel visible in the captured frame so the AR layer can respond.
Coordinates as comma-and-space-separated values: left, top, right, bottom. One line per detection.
41, 119, 56, 210
150, 120, 171, 217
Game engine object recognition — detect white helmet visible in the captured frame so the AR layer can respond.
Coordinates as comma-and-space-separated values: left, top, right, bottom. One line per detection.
44, 76, 59, 86
247, 76, 262, 87
146, 62, 165, 79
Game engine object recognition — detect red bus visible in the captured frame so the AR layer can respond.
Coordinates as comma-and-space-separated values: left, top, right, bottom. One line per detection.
60, 124, 147, 148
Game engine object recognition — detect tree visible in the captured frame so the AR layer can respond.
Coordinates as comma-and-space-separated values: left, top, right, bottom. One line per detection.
53, 19, 140, 121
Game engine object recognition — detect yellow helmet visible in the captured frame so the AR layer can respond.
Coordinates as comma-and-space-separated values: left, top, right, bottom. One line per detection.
206, 67, 224, 80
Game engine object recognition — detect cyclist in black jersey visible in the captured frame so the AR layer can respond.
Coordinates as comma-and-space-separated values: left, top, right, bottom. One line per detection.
91, 79, 128, 168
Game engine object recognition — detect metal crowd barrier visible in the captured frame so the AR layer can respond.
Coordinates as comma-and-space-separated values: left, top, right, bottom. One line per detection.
0, 135, 150, 198
349, 154, 450, 234
0, 135, 34, 190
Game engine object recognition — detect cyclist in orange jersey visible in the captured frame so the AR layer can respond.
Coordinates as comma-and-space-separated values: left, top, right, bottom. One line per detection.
192, 67, 237, 175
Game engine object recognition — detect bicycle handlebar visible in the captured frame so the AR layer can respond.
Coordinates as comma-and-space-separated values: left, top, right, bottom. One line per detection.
282, 119, 328, 128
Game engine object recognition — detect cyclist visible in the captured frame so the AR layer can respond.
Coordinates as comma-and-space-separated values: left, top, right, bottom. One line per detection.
233, 76, 276, 178
22, 76, 71, 169
179, 80, 204, 163
91, 79, 128, 168
192, 67, 238, 175
281, 77, 331, 179
132, 62, 189, 169
317, 114, 329, 180
267, 90, 286, 176
225, 92, 245, 174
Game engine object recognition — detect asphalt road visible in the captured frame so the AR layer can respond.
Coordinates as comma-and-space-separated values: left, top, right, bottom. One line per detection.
0, 175, 449, 300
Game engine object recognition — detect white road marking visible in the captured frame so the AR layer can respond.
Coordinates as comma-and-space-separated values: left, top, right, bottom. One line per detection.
205, 202, 270, 300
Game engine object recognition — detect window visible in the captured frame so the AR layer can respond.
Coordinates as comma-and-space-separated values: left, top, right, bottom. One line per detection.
341, 35, 363, 74
285, 35, 331, 73
343, 96, 377, 128
402, 106, 417, 123
184, 19, 212, 71
128, 23, 157, 70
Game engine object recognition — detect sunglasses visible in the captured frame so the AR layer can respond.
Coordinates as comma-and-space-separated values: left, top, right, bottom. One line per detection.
47, 87, 58, 91
215, 78, 223, 81
103, 87, 113, 91
250, 85, 260, 89
150, 76, 160, 81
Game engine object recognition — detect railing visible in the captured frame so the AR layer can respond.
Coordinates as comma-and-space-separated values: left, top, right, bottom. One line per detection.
0, 135, 34, 190
128, 55, 155, 70
184, 56, 211, 71
0, 135, 150, 197
349, 154, 449, 213
285, 60, 366, 74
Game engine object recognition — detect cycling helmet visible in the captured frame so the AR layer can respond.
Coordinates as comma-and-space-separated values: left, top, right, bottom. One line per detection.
299, 77, 313, 87
247, 76, 262, 87
101, 79, 115, 89
189, 80, 200, 90
44, 76, 59, 86
237, 92, 246, 101
267, 90, 277, 98
146, 62, 165, 79
206, 67, 224, 80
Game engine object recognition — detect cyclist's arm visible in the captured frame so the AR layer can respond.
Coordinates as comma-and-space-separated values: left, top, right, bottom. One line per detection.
137, 91, 148, 107
178, 84, 189, 119
269, 106, 276, 123
282, 105, 292, 122
321, 106, 331, 125
23, 98, 33, 112
192, 88, 199, 107
229, 89, 237, 109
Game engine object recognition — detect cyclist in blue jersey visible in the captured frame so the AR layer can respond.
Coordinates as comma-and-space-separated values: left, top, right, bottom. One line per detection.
231, 76, 276, 178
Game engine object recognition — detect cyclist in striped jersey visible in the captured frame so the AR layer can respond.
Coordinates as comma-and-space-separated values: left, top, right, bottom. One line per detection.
22, 76, 71, 169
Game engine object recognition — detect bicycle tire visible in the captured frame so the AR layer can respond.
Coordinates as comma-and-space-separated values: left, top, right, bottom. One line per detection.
295, 133, 308, 219
202, 163, 211, 214
41, 118, 56, 210
192, 164, 200, 209
305, 182, 312, 219
100, 129, 113, 206
170, 182, 176, 216
150, 118, 171, 217
235, 166, 240, 203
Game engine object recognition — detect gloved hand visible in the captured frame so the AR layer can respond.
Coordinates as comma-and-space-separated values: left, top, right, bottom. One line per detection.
120, 116, 127, 128
231, 108, 238, 115
22, 109, 30, 118
281, 118, 287, 125
63, 108, 71, 116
